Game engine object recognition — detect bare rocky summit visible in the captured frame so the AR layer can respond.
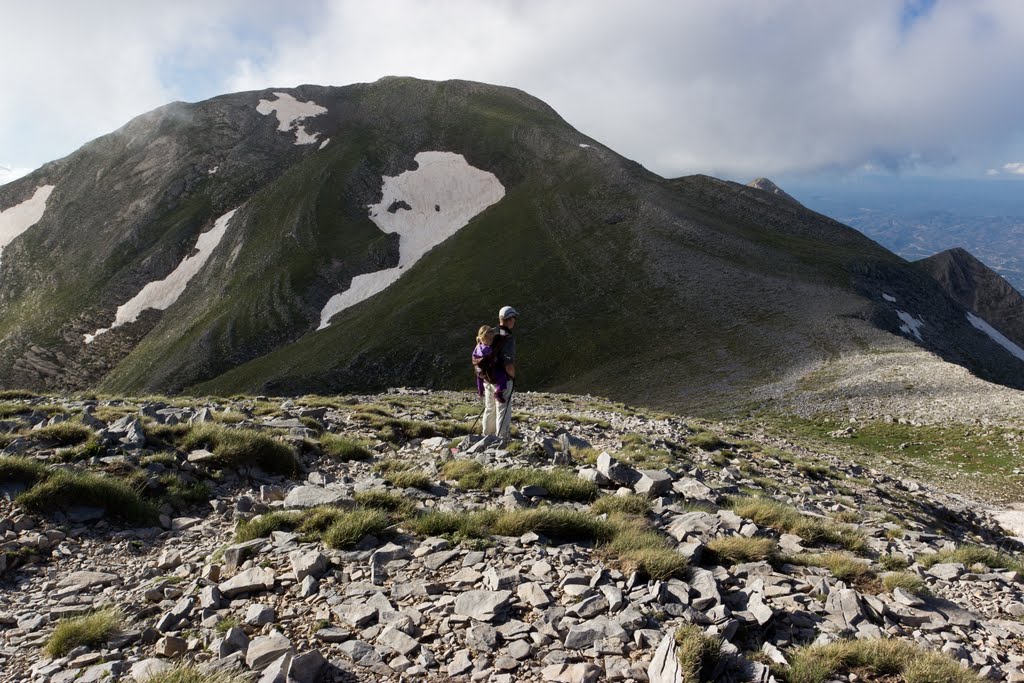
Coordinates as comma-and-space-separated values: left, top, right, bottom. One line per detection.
0, 389, 1022, 682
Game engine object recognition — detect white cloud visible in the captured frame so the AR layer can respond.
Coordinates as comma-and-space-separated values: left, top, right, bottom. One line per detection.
0, 165, 33, 187
4, 1, 1024, 179
1003, 162, 1024, 175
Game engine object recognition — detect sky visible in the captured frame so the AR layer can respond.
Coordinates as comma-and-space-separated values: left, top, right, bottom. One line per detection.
2, 0, 1024, 186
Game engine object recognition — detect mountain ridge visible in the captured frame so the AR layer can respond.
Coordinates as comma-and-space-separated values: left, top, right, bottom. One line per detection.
0, 77, 1022, 412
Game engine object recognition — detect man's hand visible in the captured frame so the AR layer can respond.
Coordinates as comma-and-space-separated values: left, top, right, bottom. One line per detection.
505, 363, 515, 380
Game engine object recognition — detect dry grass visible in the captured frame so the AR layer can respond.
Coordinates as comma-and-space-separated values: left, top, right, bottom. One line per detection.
320, 433, 373, 461
180, 424, 298, 475
918, 544, 1024, 573
440, 460, 598, 501
706, 536, 777, 565
675, 624, 722, 682
44, 608, 123, 657
787, 638, 982, 683
882, 572, 929, 596
785, 552, 873, 583
728, 496, 865, 552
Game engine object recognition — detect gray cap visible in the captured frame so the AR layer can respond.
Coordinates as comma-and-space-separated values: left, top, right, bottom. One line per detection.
499, 306, 519, 319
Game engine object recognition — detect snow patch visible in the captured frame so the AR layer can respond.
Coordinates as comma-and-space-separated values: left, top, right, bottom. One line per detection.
208, 166, 219, 175
319, 138, 331, 150
967, 312, 1024, 362
85, 208, 239, 343
318, 151, 505, 329
882, 293, 896, 303
579, 143, 592, 148
0, 185, 55, 265
256, 92, 327, 146
896, 310, 924, 341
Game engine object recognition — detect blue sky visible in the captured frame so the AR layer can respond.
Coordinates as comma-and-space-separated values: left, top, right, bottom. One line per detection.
2, 0, 1024, 185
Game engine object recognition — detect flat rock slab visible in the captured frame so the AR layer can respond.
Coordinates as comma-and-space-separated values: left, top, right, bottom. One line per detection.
454, 589, 512, 622
58, 571, 119, 589
219, 566, 276, 598
283, 486, 355, 510
247, 632, 293, 670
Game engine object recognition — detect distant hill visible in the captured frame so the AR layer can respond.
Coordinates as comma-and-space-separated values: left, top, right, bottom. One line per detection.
917, 247, 1024, 350
1, 77, 1023, 410
747, 177, 802, 206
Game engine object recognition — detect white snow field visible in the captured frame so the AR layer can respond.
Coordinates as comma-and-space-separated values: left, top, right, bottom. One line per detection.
967, 312, 1024, 362
896, 310, 925, 341
882, 293, 897, 303
0, 184, 55, 265
256, 92, 328, 146
318, 151, 505, 330
85, 209, 238, 343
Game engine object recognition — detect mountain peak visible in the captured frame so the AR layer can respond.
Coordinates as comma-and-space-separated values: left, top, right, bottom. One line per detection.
747, 177, 801, 206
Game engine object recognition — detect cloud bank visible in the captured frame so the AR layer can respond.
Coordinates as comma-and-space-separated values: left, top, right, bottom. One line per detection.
2, 0, 1024, 179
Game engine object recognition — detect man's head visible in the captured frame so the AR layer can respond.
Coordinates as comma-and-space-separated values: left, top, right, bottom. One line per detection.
499, 305, 518, 329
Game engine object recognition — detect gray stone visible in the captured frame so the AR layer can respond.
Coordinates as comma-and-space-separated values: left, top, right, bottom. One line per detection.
542, 662, 604, 683
377, 624, 420, 656
634, 469, 672, 497
290, 651, 328, 683
825, 588, 867, 630
892, 586, 925, 607
154, 635, 187, 658
564, 617, 629, 649
222, 538, 266, 572
569, 594, 609, 619
314, 627, 351, 643
220, 626, 249, 657
258, 654, 291, 683
927, 563, 965, 581
454, 589, 512, 622
648, 632, 683, 683
448, 649, 474, 676
596, 452, 641, 486
246, 603, 276, 626
128, 659, 172, 681
518, 582, 552, 608
466, 622, 499, 652
282, 486, 355, 510
57, 571, 119, 590
666, 512, 719, 541
218, 566, 275, 597
246, 632, 294, 670
289, 549, 328, 581
338, 640, 382, 666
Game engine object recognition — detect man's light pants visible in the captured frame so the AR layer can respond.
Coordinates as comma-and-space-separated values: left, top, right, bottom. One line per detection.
482, 380, 513, 439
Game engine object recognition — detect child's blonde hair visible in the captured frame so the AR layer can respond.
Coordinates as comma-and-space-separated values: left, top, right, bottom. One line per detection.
477, 325, 496, 345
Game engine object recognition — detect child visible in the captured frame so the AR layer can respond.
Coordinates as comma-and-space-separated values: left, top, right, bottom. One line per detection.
472, 325, 508, 403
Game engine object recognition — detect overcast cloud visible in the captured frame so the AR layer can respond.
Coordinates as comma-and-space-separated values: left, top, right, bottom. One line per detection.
3, 0, 1024, 182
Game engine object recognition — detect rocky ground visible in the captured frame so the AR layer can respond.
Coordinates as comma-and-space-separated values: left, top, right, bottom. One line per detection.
0, 389, 1023, 683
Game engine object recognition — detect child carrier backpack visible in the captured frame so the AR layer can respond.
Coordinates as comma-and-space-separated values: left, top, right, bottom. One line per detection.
473, 335, 505, 384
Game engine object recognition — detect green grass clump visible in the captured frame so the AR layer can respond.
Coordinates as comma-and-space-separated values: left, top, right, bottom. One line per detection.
44, 608, 123, 657
786, 552, 872, 583
320, 434, 373, 461
878, 554, 910, 572
17, 470, 155, 523
28, 422, 93, 446
440, 460, 597, 502
728, 496, 865, 552
385, 469, 433, 491
181, 424, 298, 475
787, 638, 982, 683
322, 509, 391, 549
214, 616, 241, 634
235, 511, 304, 542
492, 508, 616, 543
796, 462, 831, 480
592, 494, 651, 516
882, 572, 929, 596
0, 456, 48, 485
159, 476, 211, 508
404, 509, 499, 540
917, 544, 1024, 573
675, 624, 722, 683
706, 536, 777, 565
607, 516, 688, 579
690, 431, 727, 451
142, 665, 250, 683
353, 489, 417, 516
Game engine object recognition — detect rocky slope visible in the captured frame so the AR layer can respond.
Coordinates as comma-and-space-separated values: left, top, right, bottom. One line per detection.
746, 178, 802, 207
0, 390, 1022, 682
1, 78, 1023, 411
917, 247, 1024, 349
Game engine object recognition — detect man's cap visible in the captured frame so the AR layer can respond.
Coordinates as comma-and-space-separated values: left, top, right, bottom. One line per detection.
499, 306, 519, 319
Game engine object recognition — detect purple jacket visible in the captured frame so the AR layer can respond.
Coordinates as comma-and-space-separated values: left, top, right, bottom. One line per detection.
473, 343, 508, 395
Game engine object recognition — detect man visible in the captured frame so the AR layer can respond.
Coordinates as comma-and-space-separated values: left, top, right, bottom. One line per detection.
482, 305, 518, 440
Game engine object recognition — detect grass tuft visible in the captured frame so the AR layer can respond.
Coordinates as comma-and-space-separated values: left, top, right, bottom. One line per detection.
17, 469, 155, 523
44, 608, 123, 657
235, 511, 303, 542
29, 422, 94, 446
675, 624, 722, 682
0, 456, 48, 486
729, 496, 865, 552
142, 666, 251, 683
322, 509, 391, 549
440, 460, 597, 501
181, 424, 298, 475
320, 434, 373, 461
787, 638, 982, 683
690, 431, 727, 451
592, 494, 651, 516
706, 536, 777, 565
353, 489, 417, 516
785, 552, 872, 583
917, 544, 1024, 573
882, 572, 929, 596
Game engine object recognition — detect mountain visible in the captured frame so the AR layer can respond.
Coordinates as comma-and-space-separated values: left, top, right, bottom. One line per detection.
917, 247, 1024, 352
1, 77, 1023, 411
746, 177, 801, 206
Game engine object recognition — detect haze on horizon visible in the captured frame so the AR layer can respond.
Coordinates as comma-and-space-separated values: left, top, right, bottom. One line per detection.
2, 0, 1024, 186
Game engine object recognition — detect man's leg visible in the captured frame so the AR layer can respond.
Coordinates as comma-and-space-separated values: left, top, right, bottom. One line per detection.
482, 382, 497, 435
496, 380, 514, 439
